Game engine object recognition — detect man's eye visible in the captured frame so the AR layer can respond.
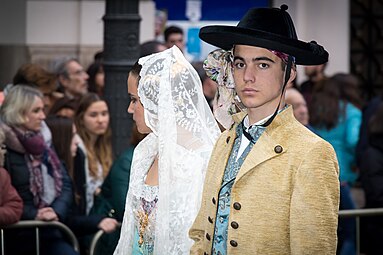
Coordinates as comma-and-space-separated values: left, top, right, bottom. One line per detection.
259, 63, 269, 69
234, 62, 245, 69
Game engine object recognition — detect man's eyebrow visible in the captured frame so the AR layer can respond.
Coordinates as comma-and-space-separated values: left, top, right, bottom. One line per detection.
233, 56, 275, 63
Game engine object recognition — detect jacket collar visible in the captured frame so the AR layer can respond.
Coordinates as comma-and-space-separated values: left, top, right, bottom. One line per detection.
233, 106, 294, 182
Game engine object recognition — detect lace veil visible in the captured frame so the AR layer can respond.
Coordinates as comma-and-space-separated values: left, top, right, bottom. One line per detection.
114, 46, 221, 255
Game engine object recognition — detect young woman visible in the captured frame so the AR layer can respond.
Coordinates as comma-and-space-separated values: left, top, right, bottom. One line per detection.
46, 114, 117, 254
0, 85, 77, 255
114, 46, 221, 255
73, 93, 113, 216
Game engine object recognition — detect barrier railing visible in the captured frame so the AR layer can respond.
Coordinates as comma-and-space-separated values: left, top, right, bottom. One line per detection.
338, 208, 383, 255
89, 222, 121, 255
0, 220, 80, 255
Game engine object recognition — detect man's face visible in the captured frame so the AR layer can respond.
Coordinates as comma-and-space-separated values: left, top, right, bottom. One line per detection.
166, 33, 185, 52
233, 45, 292, 115
61, 60, 89, 98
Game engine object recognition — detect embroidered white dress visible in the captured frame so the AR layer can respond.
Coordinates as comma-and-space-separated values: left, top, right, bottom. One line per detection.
114, 46, 221, 255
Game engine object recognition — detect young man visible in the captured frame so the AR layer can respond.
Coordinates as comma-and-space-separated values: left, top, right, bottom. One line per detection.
189, 5, 340, 255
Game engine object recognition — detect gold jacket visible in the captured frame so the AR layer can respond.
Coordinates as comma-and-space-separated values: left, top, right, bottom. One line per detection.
189, 107, 340, 255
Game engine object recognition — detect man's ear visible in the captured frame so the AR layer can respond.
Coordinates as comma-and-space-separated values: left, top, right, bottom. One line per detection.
288, 66, 297, 84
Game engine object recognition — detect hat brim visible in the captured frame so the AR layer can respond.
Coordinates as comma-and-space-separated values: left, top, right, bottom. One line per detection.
200, 26, 328, 65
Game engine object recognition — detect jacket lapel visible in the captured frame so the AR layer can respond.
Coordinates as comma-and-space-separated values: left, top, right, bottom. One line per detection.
234, 107, 293, 182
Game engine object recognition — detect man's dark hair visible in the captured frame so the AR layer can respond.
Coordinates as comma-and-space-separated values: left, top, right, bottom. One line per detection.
164, 26, 183, 42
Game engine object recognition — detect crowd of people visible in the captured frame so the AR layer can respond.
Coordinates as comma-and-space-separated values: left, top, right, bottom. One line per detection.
0, 4, 382, 255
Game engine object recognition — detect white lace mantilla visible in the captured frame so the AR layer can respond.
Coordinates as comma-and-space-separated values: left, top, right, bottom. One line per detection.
114, 46, 221, 255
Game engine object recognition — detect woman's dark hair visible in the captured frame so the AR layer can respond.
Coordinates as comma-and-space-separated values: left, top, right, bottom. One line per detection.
46, 116, 74, 177
130, 61, 142, 77
49, 96, 78, 117
333, 73, 364, 109
309, 77, 340, 130
309, 73, 363, 130
86, 62, 104, 96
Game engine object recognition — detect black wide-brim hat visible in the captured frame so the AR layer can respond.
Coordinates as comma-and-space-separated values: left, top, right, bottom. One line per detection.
199, 5, 328, 65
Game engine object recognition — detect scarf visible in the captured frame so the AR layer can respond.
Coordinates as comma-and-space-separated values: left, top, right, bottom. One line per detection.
12, 127, 63, 208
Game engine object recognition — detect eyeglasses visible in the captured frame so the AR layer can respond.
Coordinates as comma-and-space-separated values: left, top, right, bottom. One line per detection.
68, 69, 86, 76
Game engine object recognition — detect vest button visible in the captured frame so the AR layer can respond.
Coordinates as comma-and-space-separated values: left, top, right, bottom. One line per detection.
274, 145, 283, 153
231, 221, 239, 229
206, 233, 211, 241
230, 240, 238, 247
233, 202, 241, 210
208, 216, 213, 223
212, 197, 216, 205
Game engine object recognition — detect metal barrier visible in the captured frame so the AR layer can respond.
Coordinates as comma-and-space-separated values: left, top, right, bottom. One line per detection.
87, 209, 383, 255
0, 220, 80, 255
89, 223, 121, 255
338, 207, 383, 255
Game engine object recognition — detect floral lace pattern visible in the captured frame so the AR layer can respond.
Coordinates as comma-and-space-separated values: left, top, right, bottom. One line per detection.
203, 49, 247, 129
114, 46, 221, 255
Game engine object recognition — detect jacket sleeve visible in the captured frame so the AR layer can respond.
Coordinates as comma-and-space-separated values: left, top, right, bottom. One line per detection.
290, 140, 340, 254
51, 163, 73, 222
0, 168, 23, 226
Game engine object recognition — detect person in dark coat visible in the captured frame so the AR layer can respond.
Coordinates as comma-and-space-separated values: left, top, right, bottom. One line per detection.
0, 85, 78, 255
360, 103, 383, 255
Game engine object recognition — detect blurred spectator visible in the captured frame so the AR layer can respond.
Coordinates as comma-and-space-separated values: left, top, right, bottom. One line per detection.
46, 115, 117, 254
0, 85, 77, 255
87, 62, 105, 97
192, 61, 217, 110
55, 58, 89, 99
309, 73, 363, 255
356, 95, 381, 169
299, 63, 327, 107
310, 74, 362, 185
0, 128, 23, 227
73, 93, 113, 215
49, 96, 78, 119
359, 103, 383, 255
45, 116, 79, 178
12, 63, 60, 114
285, 87, 309, 126
140, 40, 167, 58
164, 25, 194, 62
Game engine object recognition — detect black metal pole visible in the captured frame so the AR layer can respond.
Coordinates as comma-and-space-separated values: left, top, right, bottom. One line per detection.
103, 0, 140, 156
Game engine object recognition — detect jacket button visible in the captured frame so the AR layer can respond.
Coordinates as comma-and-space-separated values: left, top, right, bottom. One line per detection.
226, 136, 231, 143
274, 145, 283, 153
208, 216, 213, 223
231, 221, 239, 229
206, 233, 211, 241
230, 240, 238, 247
212, 197, 216, 205
233, 202, 241, 210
